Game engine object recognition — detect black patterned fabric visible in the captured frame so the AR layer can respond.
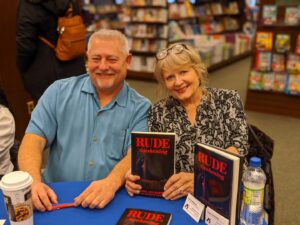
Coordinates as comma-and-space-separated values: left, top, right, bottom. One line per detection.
148, 88, 249, 173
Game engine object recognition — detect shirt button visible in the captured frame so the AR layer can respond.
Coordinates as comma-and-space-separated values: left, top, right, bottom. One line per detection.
89, 160, 95, 168
92, 136, 97, 142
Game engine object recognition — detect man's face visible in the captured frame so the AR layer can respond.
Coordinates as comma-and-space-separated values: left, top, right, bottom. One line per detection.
87, 38, 131, 95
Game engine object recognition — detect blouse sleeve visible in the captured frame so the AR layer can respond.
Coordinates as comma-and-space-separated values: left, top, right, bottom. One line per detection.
222, 90, 249, 155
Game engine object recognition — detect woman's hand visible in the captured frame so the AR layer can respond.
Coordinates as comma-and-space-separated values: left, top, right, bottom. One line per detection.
162, 172, 194, 200
124, 170, 141, 196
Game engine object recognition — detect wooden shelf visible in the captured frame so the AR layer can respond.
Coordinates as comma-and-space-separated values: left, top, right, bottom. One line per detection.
127, 50, 252, 80
245, 90, 300, 118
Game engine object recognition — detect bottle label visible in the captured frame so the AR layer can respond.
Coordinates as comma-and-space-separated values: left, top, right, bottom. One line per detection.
243, 186, 264, 205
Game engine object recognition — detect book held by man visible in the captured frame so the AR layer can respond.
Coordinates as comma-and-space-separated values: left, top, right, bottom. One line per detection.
194, 143, 243, 225
116, 208, 172, 225
131, 132, 175, 197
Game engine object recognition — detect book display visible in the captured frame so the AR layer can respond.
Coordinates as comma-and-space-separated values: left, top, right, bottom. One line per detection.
126, 0, 168, 73
131, 131, 175, 197
126, 0, 253, 80
194, 143, 243, 225
246, 0, 300, 118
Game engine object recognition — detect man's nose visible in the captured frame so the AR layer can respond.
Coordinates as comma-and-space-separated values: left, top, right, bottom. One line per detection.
98, 59, 109, 70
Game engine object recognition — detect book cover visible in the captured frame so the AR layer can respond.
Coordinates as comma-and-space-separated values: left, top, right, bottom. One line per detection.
284, 7, 299, 25
273, 72, 288, 92
286, 74, 300, 95
255, 32, 273, 51
272, 53, 285, 72
116, 208, 172, 225
255, 51, 272, 72
275, 34, 291, 53
194, 143, 243, 225
131, 132, 175, 197
248, 70, 263, 90
262, 5, 277, 25
295, 34, 300, 55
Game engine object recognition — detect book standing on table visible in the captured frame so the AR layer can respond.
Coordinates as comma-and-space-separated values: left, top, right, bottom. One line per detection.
194, 143, 243, 225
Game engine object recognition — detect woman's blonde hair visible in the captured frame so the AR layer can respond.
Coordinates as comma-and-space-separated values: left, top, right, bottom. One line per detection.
154, 43, 208, 93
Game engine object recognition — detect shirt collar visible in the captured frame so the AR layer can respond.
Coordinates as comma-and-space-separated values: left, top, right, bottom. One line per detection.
81, 76, 128, 108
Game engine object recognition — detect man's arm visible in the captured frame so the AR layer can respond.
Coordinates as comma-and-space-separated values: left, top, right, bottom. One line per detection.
74, 149, 132, 209
18, 133, 58, 211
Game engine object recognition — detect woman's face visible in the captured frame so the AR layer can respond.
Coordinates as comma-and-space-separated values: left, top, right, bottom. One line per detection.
163, 67, 201, 104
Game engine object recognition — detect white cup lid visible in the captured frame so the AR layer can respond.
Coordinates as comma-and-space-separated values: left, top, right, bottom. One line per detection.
0, 171, 33, 192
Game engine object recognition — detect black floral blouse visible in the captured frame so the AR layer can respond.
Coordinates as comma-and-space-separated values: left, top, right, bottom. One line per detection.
148, 88, 248, 173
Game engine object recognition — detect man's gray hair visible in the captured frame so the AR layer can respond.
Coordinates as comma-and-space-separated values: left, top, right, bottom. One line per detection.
87, 29, 130, 55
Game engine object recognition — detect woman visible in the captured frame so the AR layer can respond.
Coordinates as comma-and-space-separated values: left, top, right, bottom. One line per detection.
0, 89, 15, 179
125, 43, 248, 200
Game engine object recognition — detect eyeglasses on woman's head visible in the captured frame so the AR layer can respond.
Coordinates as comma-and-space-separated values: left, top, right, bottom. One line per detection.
156, 44, 188, 61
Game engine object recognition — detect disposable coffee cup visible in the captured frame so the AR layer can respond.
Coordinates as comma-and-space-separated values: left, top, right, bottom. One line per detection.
0, 171, 33, 225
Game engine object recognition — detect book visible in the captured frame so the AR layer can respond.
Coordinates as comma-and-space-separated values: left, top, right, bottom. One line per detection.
262, 5, 277, 25
248, 70, 263, 90
255, 51, 272, 72
255, 32, 273, 51
131, 132, 175, 197
272, 53, 285, 72
295, 34, 300, 55
284, 7, 299, 25
275, 34, 291, 53
194, 143, 243, 225
116, 208, 172, 225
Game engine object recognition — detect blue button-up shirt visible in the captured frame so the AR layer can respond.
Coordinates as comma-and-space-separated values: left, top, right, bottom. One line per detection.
26, 74, 150, 182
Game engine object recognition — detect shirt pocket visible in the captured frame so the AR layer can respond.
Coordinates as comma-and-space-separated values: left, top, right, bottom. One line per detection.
107, 129, 129, 161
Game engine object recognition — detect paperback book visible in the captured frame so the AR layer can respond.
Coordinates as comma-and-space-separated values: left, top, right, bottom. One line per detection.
262, 5, 277, 25
194, 143, 243, 225
255, 32, 273, 51
275, 34, 291, 53
131, 132, 175, 197
255, 51, 272, 72
116, 208, 172, 225
284, 7, 299, 25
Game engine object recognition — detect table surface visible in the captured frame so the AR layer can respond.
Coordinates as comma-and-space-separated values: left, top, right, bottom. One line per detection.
0, 181, 201, 225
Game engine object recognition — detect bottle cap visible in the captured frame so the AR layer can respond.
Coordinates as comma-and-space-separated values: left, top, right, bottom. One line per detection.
249, 156, 262, 167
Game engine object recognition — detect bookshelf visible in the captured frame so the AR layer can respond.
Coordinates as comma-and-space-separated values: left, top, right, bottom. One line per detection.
125, 0, 168, 73
245, 0, 300, 118
126, 0, 253, 79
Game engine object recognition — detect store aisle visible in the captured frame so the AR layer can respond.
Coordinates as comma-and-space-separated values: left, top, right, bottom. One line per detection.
127, 56, 300, 225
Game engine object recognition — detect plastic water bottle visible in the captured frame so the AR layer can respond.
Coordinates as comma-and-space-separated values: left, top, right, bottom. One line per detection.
240, 157, 266, 225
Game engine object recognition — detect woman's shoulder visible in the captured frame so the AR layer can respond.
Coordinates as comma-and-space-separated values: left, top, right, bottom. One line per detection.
207, 87, 240, 101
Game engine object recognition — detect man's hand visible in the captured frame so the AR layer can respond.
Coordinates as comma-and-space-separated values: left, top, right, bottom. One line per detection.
162, 172, 194, 200
74, 178, 117, 209
124, 170, 141, 196
32, 181, 58, 211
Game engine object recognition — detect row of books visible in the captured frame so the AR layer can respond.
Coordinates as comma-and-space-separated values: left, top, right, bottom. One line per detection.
130, 38, 167, 52
168, 2, 239, 19
129, 132, 242, 225
256, 31, 300, 53
249, 71, 300, 95
130, 55, 155, 72
126, 0, 167, 7
255, 52, 300, 73
131, 8, 168, 23
125, 24, 168, 38
262, 4, 300, 25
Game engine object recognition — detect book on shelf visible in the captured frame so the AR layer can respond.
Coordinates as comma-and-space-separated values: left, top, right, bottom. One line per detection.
284, 7, 299, 25
255, 32, 273, 51
286, 74, 300, 95
255, 51, 272, 72
287, 54, 300, 74
194, 143, 243, 225
273, 72, 288, 92
272, 53, 285, 72
262, 72, 275, 91
262, 5, 277, 25
116, 208, 172, 225
131, 131, 175, 197
248, 70, 263, 90
275, 34, 291, 53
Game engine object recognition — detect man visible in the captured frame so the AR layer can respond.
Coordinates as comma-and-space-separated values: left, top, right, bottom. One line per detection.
18, 29, 151, 211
